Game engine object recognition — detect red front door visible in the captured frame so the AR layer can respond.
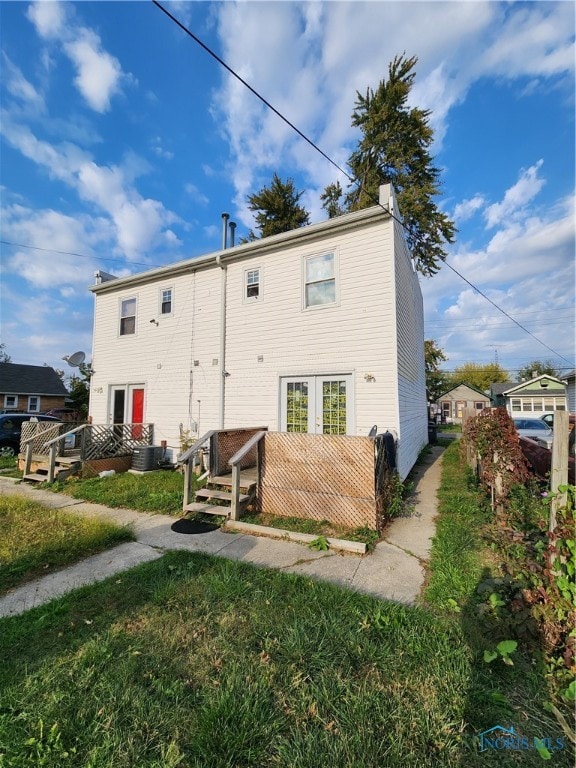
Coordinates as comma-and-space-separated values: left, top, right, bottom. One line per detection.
131, 388, 144, 438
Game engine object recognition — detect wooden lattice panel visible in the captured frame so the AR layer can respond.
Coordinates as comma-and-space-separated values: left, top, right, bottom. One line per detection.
214, 428, 266, 474
260, 487, 376, 529
82, 456, 133, 478
20, 422, 63, 455
259, 433, 377, 530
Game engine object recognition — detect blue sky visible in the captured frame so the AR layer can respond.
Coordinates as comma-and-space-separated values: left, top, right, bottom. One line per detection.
1, 0, 574, 382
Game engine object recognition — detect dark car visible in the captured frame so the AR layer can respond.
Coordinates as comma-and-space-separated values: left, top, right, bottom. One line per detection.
43, 407, 82, 422
519, 414, 575, 485
0, 413, 61, 457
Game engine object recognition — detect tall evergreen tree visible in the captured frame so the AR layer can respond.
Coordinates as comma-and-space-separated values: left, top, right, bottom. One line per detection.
323, 54, 456, 276
246, 173, 310, 239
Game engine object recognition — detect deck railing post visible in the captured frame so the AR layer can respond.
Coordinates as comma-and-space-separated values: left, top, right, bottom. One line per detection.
48, 443, 57, 483
24, 442, 33, 476
230, 463, 240, 520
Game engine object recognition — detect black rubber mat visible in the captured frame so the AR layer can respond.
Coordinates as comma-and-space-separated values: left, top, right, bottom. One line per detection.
170, 518, 219, 534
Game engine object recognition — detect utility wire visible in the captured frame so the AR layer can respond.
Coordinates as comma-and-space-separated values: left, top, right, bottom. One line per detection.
153, 1, 574, 368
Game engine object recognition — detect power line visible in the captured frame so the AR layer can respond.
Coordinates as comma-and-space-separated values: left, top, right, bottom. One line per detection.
152, 1, 574, 368
0, 239, 164, 270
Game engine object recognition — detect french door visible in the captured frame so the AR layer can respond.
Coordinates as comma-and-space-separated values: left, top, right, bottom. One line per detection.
280, 375, 353, 435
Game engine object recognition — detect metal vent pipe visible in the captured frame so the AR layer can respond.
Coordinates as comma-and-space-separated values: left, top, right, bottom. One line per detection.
229, 221, 236, 247
221, 212, 229, 250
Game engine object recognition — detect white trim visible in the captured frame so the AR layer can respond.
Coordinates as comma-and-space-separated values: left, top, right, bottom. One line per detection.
119, 295, 137, 337
159, 285, 174, 317
27, 396, 40, 412
3, 395, 18, 409
243, 266, 262, 303
302, 249, 339, 311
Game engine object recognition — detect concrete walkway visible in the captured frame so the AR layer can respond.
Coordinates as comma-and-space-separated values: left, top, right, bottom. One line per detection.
0, 445, 444, 617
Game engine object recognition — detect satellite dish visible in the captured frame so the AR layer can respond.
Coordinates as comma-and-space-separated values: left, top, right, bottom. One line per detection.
62, 351, 86, 367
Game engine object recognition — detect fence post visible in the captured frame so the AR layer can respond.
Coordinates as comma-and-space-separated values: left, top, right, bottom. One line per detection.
549, 410, 569, 531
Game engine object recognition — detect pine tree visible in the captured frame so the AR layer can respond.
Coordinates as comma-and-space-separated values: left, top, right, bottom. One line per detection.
323, 54, 456, 275
247, 173, 310, 238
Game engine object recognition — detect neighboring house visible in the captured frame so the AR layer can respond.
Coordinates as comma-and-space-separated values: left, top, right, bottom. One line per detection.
0, 363, 68, 413
88, 184, 428, 480
491, 375, 567, 418
564, 369, 576, 412
437, 382, 490, 423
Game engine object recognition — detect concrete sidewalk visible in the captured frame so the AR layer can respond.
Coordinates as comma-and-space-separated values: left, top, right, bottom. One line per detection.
0, 445, 444, 617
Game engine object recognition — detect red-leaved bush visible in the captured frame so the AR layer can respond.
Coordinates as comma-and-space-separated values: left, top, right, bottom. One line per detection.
463, 407, 531, 502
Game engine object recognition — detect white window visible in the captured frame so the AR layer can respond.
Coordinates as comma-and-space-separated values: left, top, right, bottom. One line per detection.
4, 395, 18, 409
160, 287, 173, 315
511, 399, 521, 412
120, 297, 137, 336
304, 252, 336, 308
474, 401, 484, 411
28, 396, 40, 412
245, 269, 260, 300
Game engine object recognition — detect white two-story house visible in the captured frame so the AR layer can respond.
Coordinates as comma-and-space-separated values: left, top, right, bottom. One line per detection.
88, 184, 427, 480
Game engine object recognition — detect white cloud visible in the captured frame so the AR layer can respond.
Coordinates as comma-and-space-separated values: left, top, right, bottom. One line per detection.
484, 160, 545, 228
423, 192, 575, 370
453, 196, 485, 223
210, 1, 573, 221
64, 28, 124, 113
27, 1, 66, 39
27, 2, 131, 113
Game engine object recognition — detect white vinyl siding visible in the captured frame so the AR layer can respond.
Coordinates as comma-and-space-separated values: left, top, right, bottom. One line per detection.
90, 185, 426, 477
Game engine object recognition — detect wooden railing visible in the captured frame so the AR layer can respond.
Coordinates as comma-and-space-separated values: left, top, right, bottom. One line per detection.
177, 430, 217, 508
20, 422, 154, 483
228, 430, 267, 520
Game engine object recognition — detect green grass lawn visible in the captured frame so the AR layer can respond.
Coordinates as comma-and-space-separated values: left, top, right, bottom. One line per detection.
50, 469, 189, 515
0, 495, 135, 594
1, 443, 572, 767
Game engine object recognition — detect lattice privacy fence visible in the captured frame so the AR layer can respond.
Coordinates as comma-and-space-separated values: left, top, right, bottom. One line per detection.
258, 432, 391, 531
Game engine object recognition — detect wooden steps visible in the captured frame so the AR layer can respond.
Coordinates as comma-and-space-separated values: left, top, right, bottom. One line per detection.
23, 458, 82, 484
183, 502, 232, 517
187, 469, 257, 518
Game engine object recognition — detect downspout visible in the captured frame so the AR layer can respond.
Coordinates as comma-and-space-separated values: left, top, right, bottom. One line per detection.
217, 213, 229, 429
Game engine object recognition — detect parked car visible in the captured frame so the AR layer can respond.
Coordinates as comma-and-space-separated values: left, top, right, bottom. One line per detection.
519, 415, 575, 485
0, 413, 64, 457
512, 418, 554, 448
540, 413, 556, 429
43, 407, 82, 422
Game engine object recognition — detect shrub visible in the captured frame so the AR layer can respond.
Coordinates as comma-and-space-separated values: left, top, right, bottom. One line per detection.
463, 407, 530, 504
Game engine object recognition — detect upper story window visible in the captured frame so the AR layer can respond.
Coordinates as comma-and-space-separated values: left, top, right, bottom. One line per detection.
160, 287, 173, 315
4, 395, 18, 410
245, 269, 260, 300
120, 297, 137, 336
304, 252, 336, 308
28, 396, 40, 412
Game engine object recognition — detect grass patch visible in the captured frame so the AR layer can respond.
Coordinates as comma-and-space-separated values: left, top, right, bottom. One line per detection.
421, 441, 573, 764
49, 469, 192, 515
0, 495, 135, 593
0, 552, 509, 767
2, 551, 569, 766
0, 456, 18, 471
424, 441, 492, 610
240, 512, 380, 551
